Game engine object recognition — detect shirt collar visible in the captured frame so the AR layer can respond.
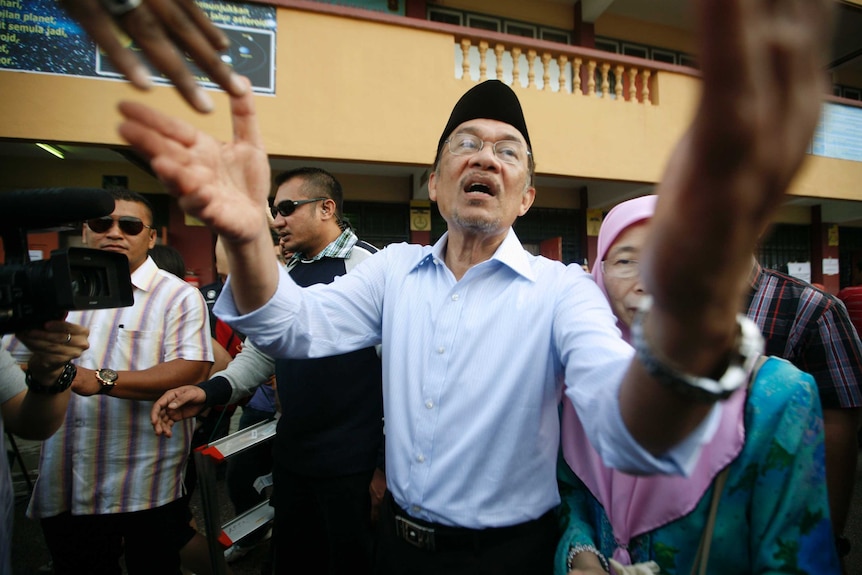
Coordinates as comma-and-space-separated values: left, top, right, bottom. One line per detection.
132, 256, 160, 292
288, 228, 358, 266
417, 228, 536, 282
748, 258, 763, 290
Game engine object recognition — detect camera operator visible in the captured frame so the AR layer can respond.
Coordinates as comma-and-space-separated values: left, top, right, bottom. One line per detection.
0, 320, 89, 574
3, 189, 213, 575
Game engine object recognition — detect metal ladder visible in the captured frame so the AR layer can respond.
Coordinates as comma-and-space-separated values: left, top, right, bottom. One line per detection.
195, 416, 278, 575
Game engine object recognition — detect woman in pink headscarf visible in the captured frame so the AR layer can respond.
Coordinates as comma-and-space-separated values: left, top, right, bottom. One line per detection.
557, 196, 838, 575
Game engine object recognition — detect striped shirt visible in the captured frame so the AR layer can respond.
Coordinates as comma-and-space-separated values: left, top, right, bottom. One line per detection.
747, 262, 862, 409
5, 257, 213, 518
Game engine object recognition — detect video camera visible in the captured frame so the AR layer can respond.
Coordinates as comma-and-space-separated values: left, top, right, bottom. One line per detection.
0, 188, 134, 335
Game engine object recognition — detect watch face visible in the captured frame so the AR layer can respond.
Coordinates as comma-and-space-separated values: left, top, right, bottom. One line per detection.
98, 369, 119, 384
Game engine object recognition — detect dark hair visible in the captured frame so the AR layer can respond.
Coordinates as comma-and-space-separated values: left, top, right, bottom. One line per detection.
273, 167, 344, 220
108, 189, 155, 225
149, 244, 186, 278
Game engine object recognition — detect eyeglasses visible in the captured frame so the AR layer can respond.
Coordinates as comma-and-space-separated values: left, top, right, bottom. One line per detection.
602, 258, 639, 280
86, 216, 154, 236
445, 133, 531, 166
270, 197, 328, 219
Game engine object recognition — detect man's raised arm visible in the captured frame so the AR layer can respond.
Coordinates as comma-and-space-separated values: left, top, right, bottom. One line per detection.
619, 0, 833, 455
118, 77, 279, 314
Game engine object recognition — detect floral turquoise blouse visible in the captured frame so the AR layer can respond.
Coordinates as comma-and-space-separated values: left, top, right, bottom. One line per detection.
556, 357, 840, 575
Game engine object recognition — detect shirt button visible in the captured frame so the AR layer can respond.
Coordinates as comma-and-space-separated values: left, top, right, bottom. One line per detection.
425, 400, 434, 409
417, 454, 425, 463
451, 294, 459, 301
437, 347, 445, 354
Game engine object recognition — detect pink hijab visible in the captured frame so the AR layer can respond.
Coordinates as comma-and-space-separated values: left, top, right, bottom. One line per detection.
561, 195, 746, 565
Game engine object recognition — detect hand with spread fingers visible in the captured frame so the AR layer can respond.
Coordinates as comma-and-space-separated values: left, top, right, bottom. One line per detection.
59, 0, 247, 113
118, 79, 277, 312
118, 77, 269, 242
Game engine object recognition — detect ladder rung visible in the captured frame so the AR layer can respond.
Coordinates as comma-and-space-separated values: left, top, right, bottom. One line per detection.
217, 499, 275, 548
200, 416, 278, 461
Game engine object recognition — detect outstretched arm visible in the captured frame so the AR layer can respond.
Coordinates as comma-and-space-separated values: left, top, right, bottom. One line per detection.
151, 384, 208, 437
620, 0, 832, 454
118, 79, 279, 315
60, 0, 246, 112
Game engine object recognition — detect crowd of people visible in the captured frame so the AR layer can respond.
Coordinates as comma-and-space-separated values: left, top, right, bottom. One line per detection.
1, 0, 858, 574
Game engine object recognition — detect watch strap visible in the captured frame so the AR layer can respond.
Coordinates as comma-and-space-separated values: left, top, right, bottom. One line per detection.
26, 362, 77, 395
631, 296, 764, 402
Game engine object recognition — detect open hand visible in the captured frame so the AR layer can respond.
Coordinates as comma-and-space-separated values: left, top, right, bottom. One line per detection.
151, 384, 208, 437
118, 77, 271, 245
60, 0, 246, 112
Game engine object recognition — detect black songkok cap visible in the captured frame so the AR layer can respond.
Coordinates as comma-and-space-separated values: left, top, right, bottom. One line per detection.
436, 80, 532, 158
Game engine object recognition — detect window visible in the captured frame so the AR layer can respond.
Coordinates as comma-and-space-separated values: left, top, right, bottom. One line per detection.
757, 224, 810, 273
650, 48, 676, 65
678, 54, 698, 68
594, 39, 620, 53
426, 6, 570, 45
540, 29, 570, 44
466, 15, 500, 32
428, 7, 461, 26
505, 22, 536, 38
343, 202, 409, 248
621, 43, 649, 59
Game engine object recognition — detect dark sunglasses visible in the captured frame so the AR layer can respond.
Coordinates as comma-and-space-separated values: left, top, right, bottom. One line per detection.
270, 197, 328, 219
86, 216, 154, 236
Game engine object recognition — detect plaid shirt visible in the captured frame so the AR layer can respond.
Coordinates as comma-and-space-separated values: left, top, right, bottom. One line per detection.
287, 227, 358, 267
746, 262, 862, 409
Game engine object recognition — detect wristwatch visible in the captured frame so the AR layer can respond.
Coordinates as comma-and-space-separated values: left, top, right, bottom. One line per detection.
26, 362, 77, 395
96, 368, 119, 394
631, 296, 764, 402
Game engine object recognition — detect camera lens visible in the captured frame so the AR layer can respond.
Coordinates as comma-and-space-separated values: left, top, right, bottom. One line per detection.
70, 268, 109, 298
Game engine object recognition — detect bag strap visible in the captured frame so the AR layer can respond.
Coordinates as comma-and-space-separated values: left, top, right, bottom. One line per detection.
688, 354, 766, 575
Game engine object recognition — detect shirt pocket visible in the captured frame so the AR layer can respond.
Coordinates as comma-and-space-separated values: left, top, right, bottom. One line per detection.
113, 329, 160, 366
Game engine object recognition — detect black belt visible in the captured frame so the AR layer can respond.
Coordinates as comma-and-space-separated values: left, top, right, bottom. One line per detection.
386, 493, 553, 552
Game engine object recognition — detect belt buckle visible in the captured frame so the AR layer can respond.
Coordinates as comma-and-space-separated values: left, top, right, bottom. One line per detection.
395, 515, 436, 551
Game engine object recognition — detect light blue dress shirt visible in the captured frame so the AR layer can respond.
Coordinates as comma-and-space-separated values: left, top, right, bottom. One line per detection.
216, 229, 717, 528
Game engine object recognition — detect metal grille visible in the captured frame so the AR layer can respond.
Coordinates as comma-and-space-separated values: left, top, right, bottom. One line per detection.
757, 224, 810, 273
343, 201, 409, 249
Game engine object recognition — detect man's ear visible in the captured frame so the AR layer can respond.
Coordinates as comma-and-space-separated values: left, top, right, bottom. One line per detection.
321, 198, 336, 220
428, 170, 438, 202
518, 186, 536, 217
